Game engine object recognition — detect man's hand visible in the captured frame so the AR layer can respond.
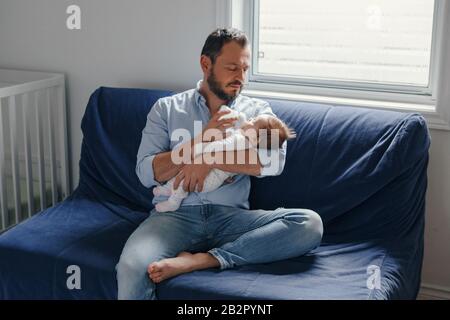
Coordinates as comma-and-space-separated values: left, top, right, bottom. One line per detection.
173, 162, 212, 192
201, 109, 238, 142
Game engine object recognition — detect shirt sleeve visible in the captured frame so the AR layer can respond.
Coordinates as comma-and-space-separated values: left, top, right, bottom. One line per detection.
135, 99, 170, 188
256, 140, 287, 178
254, 101, 288, 178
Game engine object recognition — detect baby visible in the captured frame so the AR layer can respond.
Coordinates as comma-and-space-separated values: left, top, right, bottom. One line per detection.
153, 105, 296, 212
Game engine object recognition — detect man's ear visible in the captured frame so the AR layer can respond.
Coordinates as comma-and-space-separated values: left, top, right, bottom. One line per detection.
200, 55, 212, 73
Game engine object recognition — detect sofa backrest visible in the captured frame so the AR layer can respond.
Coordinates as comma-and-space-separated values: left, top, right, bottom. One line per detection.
79, 87, 174, 212
250, 99, 430, 241
79, 87, 430, 241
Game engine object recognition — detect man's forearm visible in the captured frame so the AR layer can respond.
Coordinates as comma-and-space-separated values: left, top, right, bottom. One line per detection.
152, 151, 183, 183
154, 138, 262, 183
152, 137, 200, 183
207, 149, 262, 176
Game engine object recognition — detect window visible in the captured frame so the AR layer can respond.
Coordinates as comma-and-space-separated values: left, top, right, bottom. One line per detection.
219, 0, 450, 129
253, 0, 436, 94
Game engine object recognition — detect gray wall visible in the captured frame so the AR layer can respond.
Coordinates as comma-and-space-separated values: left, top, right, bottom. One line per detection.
0, 0, 214, 187
1, 0, 449, 297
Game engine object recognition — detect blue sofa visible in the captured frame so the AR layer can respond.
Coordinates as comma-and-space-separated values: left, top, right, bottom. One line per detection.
0, 86, 430, 299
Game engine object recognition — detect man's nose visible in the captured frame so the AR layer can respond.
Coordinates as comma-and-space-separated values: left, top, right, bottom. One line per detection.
236, 69, 246, 83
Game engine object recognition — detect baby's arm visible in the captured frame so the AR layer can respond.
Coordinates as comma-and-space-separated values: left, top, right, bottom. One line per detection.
194, 132, 249, 158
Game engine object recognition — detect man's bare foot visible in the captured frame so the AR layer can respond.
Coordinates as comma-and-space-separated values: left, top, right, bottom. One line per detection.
148, 251, 220, 283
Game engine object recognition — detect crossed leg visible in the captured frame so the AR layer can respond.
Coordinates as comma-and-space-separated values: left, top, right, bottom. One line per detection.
149, 206, 323, 281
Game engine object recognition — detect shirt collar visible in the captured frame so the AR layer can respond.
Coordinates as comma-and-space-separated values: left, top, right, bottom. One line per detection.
195, 80, 206, 106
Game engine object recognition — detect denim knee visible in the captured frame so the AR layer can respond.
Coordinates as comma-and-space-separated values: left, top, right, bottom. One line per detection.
116, 254, 147, 277
286, 209, 324, 248
306, 210, 323, 236
116, 254, 157, 300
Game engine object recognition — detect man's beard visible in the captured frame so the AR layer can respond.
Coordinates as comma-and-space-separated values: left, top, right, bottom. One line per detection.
207, 69, 242, 103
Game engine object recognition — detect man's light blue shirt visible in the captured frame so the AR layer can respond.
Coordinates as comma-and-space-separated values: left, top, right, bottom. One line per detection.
136, 80, 287, 209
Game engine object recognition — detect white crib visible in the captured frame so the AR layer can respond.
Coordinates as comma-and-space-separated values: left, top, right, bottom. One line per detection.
0, 69, 70, 232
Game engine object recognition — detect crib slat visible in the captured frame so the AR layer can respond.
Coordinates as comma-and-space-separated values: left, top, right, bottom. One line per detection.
0, 98, 8, 229
22, 93, 35, 217
35, 90, 47, 211
9, 95, 21, 224
0, 71, 69, 231
58, 83, 70, 200
47, 88, 58, 205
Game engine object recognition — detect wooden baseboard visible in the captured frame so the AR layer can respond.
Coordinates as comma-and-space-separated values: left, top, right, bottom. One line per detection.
418, 283, 450, 300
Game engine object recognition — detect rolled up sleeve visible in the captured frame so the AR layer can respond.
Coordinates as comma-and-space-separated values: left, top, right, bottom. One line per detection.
136, 99, 170, 188
253, 101, 287, 178
256, 140, 287, 178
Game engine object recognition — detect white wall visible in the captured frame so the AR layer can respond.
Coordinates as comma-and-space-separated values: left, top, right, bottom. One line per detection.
422, 129, 450, 298
0, 0, 449, 298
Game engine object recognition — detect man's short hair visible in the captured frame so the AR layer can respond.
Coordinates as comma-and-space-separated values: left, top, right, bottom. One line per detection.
201, 28, 249, 64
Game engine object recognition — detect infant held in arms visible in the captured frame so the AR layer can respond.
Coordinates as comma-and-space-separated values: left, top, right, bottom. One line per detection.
153, 105, 296, 212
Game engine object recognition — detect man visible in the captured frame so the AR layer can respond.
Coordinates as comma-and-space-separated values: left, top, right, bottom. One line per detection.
116, 28, 323, 300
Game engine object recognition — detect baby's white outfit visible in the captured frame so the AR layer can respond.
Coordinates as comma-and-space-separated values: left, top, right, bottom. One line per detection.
153, 105, 252, 213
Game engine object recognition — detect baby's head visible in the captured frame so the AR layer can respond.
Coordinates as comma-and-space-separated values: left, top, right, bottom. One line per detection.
241, 114, 296, 149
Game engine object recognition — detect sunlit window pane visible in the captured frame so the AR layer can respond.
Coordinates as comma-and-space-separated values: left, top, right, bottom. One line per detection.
257, 0, 435, 87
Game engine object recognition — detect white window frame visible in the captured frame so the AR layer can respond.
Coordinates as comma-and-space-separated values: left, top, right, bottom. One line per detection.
216, 0, 450, 130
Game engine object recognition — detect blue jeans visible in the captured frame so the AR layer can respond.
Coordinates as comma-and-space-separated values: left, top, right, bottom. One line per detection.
116, 204, 323, 300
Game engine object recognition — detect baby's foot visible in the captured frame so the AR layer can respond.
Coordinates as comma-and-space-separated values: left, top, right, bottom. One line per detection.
153, 186, 172, 197
155, 199, 180, 212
